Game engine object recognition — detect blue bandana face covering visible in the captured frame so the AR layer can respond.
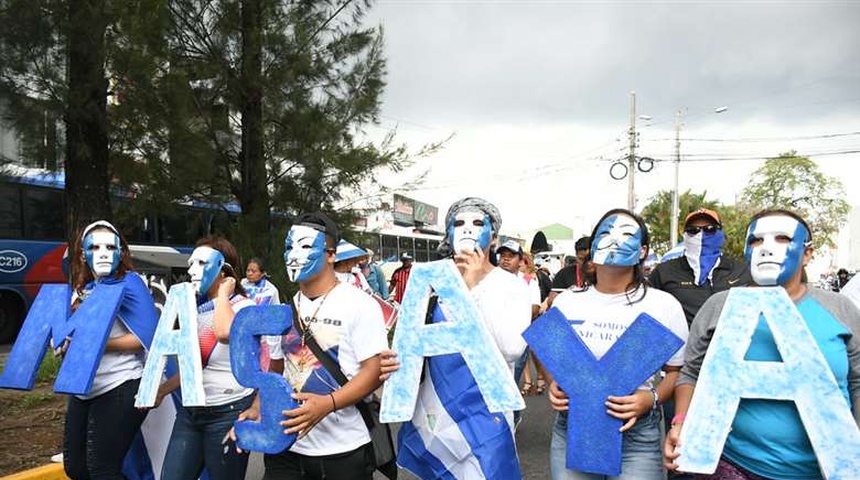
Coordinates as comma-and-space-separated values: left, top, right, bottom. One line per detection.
284, 225, 328, 283
84, 231, 121, 277
187, 246, 225, 295
684, 229, 725, 286
744, 215, 809, 286
447, 211, 493, 254
590, 214, 644, 266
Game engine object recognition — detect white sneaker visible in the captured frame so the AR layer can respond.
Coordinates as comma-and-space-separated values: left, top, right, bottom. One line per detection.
50, 453, 63, 463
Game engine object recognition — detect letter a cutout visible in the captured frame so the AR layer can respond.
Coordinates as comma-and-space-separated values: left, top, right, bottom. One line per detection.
677, 287, 860, 478
0, 283, 124, 395
524, 307, 684, 476
380, 260, 524, 423
229, 305, 298, 454
136, 283, 206, 407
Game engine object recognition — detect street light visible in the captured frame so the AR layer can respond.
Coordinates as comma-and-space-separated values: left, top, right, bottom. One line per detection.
669, 106, 729, 247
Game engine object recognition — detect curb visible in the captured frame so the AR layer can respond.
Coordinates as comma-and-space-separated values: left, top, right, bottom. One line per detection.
1, 463, 67, 480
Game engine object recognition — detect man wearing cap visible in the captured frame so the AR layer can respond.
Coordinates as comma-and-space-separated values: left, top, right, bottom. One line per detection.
235, 212, 388, 479
648, 208, 751, 480
648, 208, 752, 326
388, 251, 414, 304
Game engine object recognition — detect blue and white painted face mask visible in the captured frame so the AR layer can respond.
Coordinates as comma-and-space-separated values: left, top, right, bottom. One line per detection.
284, 225, 327, 283
684, 228, 725, 286
84, 231, 121, 278
591, 214, 644, 266
447, 211, 493, 254
744, 215, 809, 286
187, 246, 225, 295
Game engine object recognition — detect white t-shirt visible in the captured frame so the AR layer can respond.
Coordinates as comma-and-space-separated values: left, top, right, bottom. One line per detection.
197, 295, 256, 406
241, 278, 281, 306
518, 272, 542, 308
552, 287, 689, 380
269, 282, 387, 456
78, 318, 145, 400
468, 267, 531, 369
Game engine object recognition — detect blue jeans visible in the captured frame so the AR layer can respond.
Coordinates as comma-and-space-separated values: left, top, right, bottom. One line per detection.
550, 409, 664, 480
64, 378, 147, 480
161, 394, 255, 480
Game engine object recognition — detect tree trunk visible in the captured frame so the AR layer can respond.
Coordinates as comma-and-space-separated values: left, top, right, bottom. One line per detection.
65, 0, 111, 240
238, 0, 269, 259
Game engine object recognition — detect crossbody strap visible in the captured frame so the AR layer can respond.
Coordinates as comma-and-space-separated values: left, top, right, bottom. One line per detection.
291, 307, 375, 431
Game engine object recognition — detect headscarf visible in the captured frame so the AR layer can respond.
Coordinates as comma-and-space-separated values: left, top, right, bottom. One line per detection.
437, 197, 502, 258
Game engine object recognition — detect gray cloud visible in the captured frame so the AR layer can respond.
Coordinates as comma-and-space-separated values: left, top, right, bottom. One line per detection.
368, 1, 860, 126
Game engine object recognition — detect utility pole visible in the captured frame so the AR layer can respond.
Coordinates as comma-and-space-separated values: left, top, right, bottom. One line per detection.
627, 91, 636, 211
670, 108, 683, 247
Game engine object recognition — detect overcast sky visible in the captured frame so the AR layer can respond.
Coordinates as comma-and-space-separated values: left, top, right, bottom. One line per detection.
357, 1, 860, 259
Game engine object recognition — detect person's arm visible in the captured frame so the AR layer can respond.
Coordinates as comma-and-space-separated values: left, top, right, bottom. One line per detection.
377, 266, 390, 299
213, 277, 238, 342
105, 334, 144, 352
664, 382, 695, 470
282, 354, 382, 439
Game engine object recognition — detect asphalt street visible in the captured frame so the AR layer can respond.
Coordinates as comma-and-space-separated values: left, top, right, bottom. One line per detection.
246, 392, 557, 480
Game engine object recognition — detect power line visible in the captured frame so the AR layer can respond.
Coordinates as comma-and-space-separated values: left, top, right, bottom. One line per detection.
647, 130, 860, 143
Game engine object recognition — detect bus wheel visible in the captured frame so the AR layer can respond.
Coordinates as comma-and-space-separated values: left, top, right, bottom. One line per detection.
0, 292, 25, 344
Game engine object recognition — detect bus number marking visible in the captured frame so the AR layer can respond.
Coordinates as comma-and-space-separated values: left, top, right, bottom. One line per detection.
0, 250, 28, 273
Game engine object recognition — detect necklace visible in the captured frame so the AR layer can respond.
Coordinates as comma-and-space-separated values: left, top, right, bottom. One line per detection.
295, 280, 339, 352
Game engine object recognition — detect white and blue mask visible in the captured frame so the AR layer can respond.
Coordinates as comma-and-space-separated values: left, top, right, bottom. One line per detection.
591, 214, 644, 266
447, 211, 493, 254
744, 215, 810, 286
684, 227, 725, 286
84, 230, 121, 277
284, 225, 328, 282
187, 246, 225, 295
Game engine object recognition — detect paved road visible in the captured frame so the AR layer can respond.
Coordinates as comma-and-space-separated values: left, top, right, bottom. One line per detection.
246, 392, 557, 480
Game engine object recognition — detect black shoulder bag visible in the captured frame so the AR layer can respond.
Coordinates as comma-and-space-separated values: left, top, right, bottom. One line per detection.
294, 314, 398, 480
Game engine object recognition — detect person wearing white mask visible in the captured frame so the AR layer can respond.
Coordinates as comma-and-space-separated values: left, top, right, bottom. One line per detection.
664, 209, 860, 479
157, 236, 256, 480
63, 221, 159, 480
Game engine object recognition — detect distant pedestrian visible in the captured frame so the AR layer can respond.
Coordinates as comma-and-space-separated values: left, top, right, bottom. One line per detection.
242, 257, 281, 305
388, 252, 414, 304
548, 236, 591, 306
361, 248, 389, 299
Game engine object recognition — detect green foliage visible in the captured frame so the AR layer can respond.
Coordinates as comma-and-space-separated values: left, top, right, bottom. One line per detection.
740, 151, 850, 249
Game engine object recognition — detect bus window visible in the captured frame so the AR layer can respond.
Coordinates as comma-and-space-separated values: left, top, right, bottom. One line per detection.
414, 237, 429, 262
429, 240, 441, 260
398, 236, 414, 258
0, 185, 23, 238
381, 234, 398, 262
24, 188, 64, 240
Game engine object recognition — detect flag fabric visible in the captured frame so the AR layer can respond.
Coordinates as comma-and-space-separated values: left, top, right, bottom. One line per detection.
397, 306, 521, 480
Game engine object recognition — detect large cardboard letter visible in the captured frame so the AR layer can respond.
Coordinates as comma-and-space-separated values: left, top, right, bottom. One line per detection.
229, 305, 298, 454
0, 283, 124, 395
380, 260, 523, 423
678, 288, 860, 477
0, 284, 71, 390
136, 283, 205, 407
524, 308, 683, 476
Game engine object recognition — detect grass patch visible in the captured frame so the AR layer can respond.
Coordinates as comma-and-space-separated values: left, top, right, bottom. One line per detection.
37, 351, 62, 383
19, 391, 55, 409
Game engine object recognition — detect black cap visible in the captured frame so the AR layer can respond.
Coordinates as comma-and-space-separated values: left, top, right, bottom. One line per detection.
295, 212, 339, 243
575, 236, 591, 252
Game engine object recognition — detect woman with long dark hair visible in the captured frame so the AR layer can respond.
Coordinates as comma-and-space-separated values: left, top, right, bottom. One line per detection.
156, 235, 256, 480
64, 220, 159, 480
547, 208, 689, 480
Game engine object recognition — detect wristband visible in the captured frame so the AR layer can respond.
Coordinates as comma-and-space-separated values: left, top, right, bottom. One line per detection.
649, 387, 659, 411
329, 392, 337, 412
671, 413, 686, 425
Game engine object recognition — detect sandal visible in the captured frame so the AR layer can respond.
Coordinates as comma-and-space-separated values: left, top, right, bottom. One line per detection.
520, 382, 533, 396
535, 379, 547, 395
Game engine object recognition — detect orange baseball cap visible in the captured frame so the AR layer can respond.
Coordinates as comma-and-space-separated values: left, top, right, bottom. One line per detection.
684, 208, 721, 226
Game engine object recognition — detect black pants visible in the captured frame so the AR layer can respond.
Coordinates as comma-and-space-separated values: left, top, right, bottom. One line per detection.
263, 443, 374, 480
63, 378, 147, 480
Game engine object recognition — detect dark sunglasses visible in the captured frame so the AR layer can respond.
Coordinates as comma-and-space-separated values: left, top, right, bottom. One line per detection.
684, 224, 722, 235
